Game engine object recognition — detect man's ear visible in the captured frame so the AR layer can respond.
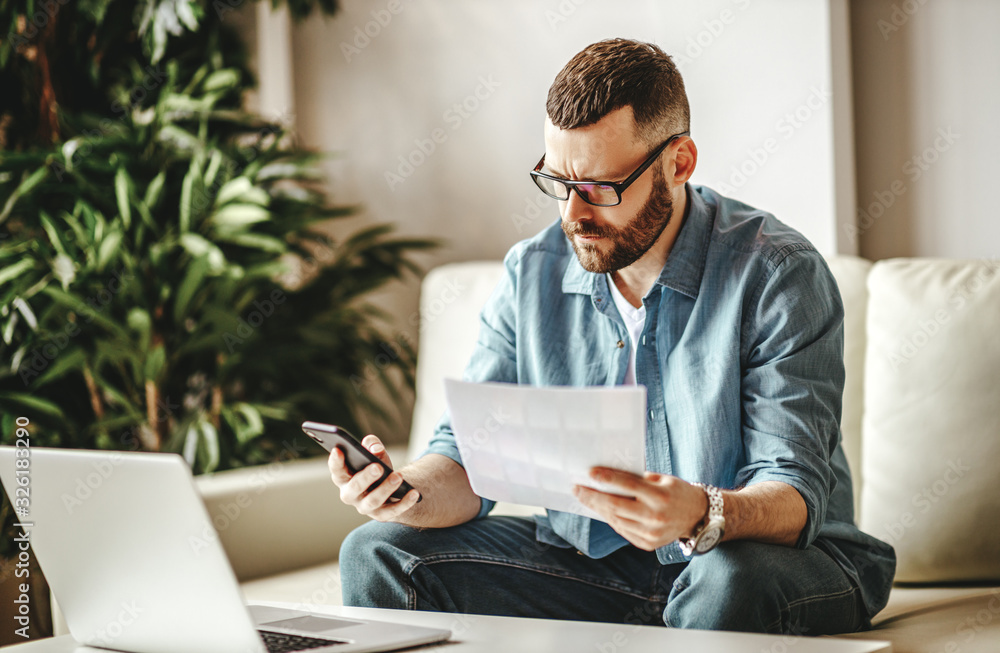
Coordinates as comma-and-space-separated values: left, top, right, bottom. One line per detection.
670, 137, 698, 187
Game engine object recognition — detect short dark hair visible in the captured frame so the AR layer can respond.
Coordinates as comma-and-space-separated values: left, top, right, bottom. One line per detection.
546, 39, 690, 145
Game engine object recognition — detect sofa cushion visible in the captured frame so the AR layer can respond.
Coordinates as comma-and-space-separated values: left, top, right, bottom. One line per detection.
241, 560, 345, 610
824, 255, 873, 517
407, 262, 506, 462
196, 456, 374, 581
859, 258, 1000, 583
835, 585, 1000, 653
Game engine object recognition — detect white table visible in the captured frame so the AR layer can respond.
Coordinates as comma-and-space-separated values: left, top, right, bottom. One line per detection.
7, 602, 892, 652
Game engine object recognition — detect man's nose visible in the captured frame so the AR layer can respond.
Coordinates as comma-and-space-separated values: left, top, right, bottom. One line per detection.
560, 188, 594, 224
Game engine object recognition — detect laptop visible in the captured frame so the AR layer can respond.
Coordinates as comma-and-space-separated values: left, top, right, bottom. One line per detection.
0, 446, 451, 653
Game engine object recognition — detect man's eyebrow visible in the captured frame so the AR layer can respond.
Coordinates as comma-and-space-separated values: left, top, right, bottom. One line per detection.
543, 160, 625, 182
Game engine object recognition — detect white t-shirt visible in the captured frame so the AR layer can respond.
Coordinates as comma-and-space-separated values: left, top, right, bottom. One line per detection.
607, 273, 646, 386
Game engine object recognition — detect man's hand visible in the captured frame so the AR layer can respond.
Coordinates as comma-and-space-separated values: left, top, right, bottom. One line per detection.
327, 434, 421, 522
572, 467, 708, 551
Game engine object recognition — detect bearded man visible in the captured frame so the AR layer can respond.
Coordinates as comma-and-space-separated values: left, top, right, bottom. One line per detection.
331, 38, 895, 635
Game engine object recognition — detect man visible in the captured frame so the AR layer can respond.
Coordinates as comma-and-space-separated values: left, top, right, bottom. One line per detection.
331, 39, 895, 635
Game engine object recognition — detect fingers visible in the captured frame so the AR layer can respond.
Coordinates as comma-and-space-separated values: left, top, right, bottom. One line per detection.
361, 434, 393, 467
605, 518, 660, 551
368, 487, 422, 522
353, 469, 422, 522
328, 439, 418, 520
354, 468, 402, 511
327, 433, 392, 486
337, 463, 418, 517
588, 467, 660, 503
573, 486, 668, 550
338, 461, 389, 506
574, 485, 651, 522
327, 447, 351, 483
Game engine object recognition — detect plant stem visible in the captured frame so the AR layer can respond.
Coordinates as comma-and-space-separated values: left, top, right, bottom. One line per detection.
210, 353, 223, 428
82, 366, 104, 421
144, 379, 161, 451
34, 2, 61, 143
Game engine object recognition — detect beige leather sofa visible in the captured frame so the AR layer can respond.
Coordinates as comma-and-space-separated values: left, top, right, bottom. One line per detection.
55, 256, 998, 652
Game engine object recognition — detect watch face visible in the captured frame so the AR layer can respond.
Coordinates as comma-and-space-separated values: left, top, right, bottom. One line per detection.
695, 526, 722, 553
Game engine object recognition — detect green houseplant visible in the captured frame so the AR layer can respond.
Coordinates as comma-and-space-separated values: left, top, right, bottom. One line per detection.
0, 1, 435, 634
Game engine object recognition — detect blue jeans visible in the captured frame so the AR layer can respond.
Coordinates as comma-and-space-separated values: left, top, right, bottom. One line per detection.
340, 515, 867, 635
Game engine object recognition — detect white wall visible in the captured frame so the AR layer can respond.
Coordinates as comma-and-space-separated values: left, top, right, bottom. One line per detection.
850, 0, 1000, 260
264, 0, 851, 436
289, 0, 847, 258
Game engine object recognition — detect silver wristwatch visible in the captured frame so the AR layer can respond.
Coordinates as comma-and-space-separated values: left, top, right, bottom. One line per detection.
678, 482, 725, 556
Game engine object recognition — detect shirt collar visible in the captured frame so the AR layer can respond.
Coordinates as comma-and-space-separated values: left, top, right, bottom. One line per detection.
561, 183, 712, 299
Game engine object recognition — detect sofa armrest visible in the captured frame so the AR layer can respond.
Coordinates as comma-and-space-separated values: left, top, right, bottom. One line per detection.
195, 448, 407, 582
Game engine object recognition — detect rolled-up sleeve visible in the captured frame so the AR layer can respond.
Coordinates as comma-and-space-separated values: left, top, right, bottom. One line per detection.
420, 248, 522, 519
736, 247, 845, 548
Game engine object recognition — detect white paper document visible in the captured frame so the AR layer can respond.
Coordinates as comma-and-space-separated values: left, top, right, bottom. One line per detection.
443, 379, 647, 522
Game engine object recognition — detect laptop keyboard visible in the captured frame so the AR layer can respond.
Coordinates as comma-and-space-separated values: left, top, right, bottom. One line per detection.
258, 629, 346, 651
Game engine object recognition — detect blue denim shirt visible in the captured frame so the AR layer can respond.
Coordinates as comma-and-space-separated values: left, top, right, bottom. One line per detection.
423, 184, 895, 619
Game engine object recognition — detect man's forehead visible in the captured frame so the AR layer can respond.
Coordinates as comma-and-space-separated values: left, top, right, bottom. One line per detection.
543, 109, 641, 147
542, 110, 644, 178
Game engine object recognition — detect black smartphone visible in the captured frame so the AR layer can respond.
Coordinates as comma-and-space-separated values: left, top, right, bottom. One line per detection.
301, 421, 420, 502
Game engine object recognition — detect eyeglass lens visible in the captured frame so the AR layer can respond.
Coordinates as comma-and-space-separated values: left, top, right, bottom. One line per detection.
533, 176, 619, 206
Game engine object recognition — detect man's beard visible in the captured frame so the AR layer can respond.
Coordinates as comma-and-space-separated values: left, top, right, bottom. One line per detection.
561, 166, 674, 274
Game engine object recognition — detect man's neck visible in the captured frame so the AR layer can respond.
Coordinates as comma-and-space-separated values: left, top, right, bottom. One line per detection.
611, 186, 688, 308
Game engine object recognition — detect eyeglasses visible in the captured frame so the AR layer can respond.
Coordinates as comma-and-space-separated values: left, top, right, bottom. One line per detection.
529, 131, 689, 207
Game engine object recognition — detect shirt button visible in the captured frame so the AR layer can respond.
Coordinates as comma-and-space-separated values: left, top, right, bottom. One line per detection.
649, 410, 655, 420
616, 340, 624, 349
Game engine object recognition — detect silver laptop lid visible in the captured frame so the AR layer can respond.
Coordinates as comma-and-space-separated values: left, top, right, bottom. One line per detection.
0, 446, 266, 653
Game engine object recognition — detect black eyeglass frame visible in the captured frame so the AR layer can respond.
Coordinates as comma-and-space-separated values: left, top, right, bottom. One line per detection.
529, 130, 690, 207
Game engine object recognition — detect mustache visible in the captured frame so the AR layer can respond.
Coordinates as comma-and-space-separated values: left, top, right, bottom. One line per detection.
562, 222, 612, 238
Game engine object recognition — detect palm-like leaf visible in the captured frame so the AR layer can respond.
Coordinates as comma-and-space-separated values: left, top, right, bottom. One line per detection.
0, 0, 431, 508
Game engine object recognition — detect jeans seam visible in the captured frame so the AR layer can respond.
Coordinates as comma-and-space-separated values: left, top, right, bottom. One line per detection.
784, 585, 857, 611
663, 577, 688, 628
406, 575, 416, 610
399, 552, 421, 610
763, 585, 858, 633
413, 552, 659, 601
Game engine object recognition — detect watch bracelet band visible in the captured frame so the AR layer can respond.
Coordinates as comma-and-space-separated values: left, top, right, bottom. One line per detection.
678, 482, 724, 556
